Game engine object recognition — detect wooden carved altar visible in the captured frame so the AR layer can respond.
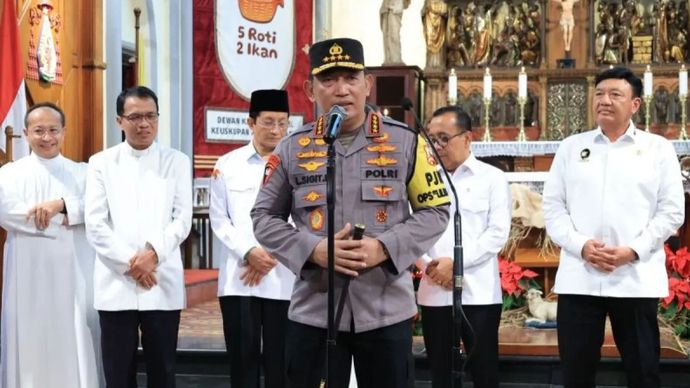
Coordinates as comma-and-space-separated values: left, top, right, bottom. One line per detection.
422, 0, 690, 142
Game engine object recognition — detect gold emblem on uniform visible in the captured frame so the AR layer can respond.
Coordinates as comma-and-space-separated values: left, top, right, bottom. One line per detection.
367, 144, 397, 153
373, 185, 393, 198
298, 137, 311, 147
366, 155, 397, 167
375, 208, 388, 224
326, 43, 344, 62
303, 191, 323, 202
315, 138, 326, 146
372, 132, 389, 143
424, 143, 438, 166
310, 208, 325, 231
314, 116, 325, 137
298, 161, 326, 171
369, 113, 380, 135
297, 150, 327, 159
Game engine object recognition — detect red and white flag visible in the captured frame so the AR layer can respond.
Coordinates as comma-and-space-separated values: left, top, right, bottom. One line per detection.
0, 0, 28, 160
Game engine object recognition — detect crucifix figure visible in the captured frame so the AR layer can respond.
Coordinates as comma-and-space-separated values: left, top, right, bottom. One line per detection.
552, 0, 580, 54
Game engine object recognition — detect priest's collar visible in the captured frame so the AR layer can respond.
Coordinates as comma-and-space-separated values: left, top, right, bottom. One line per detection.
123, 141, 156, 157
29, 152, 63, 166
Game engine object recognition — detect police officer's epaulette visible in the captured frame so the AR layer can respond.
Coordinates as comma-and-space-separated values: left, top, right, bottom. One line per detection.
286, 122, 316, 138
380, 115, 416, 133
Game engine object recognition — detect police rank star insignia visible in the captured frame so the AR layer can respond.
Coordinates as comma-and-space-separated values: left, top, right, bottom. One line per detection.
297, 150, 327, 159
366, 155, 397, 167
302, 191, 323, 202
298, 161, 326, 171
310, 208, 325, 231
315, 138, 326, 146
262, 154, 281, 187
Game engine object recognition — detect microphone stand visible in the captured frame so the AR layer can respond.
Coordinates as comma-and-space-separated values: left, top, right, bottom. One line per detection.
402, 100, 466, 388
322, 136, 337, 388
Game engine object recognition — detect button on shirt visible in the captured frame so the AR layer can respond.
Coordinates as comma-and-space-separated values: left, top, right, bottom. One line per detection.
417, 154, 512, 306
543, 123, 685, 298
210, 143, 295, 300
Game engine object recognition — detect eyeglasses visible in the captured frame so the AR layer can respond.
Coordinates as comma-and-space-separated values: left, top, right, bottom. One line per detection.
121, 112, 160, 124
257, 119, 289, 130
29, 127, 63, 137
427, 131, 467, 148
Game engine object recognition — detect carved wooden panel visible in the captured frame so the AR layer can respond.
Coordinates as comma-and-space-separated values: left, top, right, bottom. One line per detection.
545, 81, 587, 140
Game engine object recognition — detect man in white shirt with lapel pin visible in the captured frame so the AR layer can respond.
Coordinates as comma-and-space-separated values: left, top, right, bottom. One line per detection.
543, 67, 685, 388
417, 105, 511, 388
0, 102, 104, 387
85, 86, 192, 388
209, 89, 294, 388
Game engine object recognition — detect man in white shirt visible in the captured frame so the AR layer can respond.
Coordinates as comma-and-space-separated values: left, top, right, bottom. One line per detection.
209, 89, 294, 388
85, 86, 192, 388
543, 67, 684, 388
418, 106, 511, 388
0, 103, 104, 387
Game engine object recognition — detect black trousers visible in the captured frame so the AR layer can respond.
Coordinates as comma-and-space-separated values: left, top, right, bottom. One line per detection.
98, 309, 181, 388
421, 304, 502, 388
557, 294, 660, 388
219, 295, 290, 388
284, 318, 413, 388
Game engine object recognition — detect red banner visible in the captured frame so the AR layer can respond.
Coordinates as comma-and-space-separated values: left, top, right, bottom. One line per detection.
193, 0, 313, 177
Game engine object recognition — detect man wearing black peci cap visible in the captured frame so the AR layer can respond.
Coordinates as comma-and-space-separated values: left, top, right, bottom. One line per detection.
210, 89, 294, 388
251, 38, 450, 388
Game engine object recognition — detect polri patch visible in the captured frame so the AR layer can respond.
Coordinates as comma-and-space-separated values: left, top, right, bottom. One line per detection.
262, 154, 281, 187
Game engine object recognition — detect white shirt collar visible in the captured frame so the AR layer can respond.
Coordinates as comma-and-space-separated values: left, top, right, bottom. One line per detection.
123, 141, 156, 157
452, 152, 480, 178
593, 121, 637, 144
29, 152, 64, 171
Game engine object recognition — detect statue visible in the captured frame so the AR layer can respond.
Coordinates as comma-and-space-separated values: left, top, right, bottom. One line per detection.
504, 92, 518, 126
551, 0, 580, 54
380, 0, 411, 65
422, 0, 448, 69
655, 0, 671, 62
654, 87, 670, 125
472, 4, 493, 66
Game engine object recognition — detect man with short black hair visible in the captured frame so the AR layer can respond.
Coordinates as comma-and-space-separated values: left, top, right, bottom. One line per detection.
543, 67, 685, 388
0, 102, 104, 387
85, 86, 192, 388
251, 37, 450, 388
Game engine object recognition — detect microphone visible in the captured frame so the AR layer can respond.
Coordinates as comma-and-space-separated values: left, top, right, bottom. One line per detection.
402, 97, 471, 384
324, 105, 347, 144
400, 97, 422, 134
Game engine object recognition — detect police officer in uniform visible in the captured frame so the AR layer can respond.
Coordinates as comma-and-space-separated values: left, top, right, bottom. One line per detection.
251, 38, 450, 388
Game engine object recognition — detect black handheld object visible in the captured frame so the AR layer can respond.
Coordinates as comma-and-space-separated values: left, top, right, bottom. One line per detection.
351, 223, 366, 241
324, 105, 347, 144
333, 224, 365, 334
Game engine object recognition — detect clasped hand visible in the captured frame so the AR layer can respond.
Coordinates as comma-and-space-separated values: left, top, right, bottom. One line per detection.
127, 248, 159, 289
425, 257, 453, 290
309, 223, 387, 277
27, 199, 67, 229
581, 239, 637, 273
240, 247, 278, 287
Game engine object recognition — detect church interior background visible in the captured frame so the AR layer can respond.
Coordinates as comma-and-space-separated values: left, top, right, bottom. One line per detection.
1, 0, 690, 386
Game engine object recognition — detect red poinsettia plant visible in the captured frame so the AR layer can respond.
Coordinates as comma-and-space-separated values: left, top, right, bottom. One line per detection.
660, 245, 690, 338
498, 256, 540, 311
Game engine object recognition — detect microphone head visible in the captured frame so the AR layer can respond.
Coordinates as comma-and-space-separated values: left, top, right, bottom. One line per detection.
328, 105, 348, 119
400, 97, 414, 111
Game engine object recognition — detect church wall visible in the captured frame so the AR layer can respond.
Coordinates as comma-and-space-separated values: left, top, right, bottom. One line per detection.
330, 0, 427, 69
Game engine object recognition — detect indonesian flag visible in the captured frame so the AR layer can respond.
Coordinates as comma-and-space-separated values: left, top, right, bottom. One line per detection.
0, 0, 28, 160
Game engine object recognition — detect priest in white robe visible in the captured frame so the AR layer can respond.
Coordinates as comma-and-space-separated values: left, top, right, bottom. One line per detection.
0, 102, 104, 388
85, 86, 192, 388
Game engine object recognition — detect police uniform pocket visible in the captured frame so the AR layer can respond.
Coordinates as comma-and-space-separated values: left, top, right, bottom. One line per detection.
294, 186, 328, 235
361, 180, 404, 233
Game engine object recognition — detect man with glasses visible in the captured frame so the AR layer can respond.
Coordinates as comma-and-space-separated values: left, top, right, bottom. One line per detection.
209, 89, 294, 388
417, 106, 510, 388
252, 38, 450, 388
85, 86, 192, 388
0, 103, 104, 387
